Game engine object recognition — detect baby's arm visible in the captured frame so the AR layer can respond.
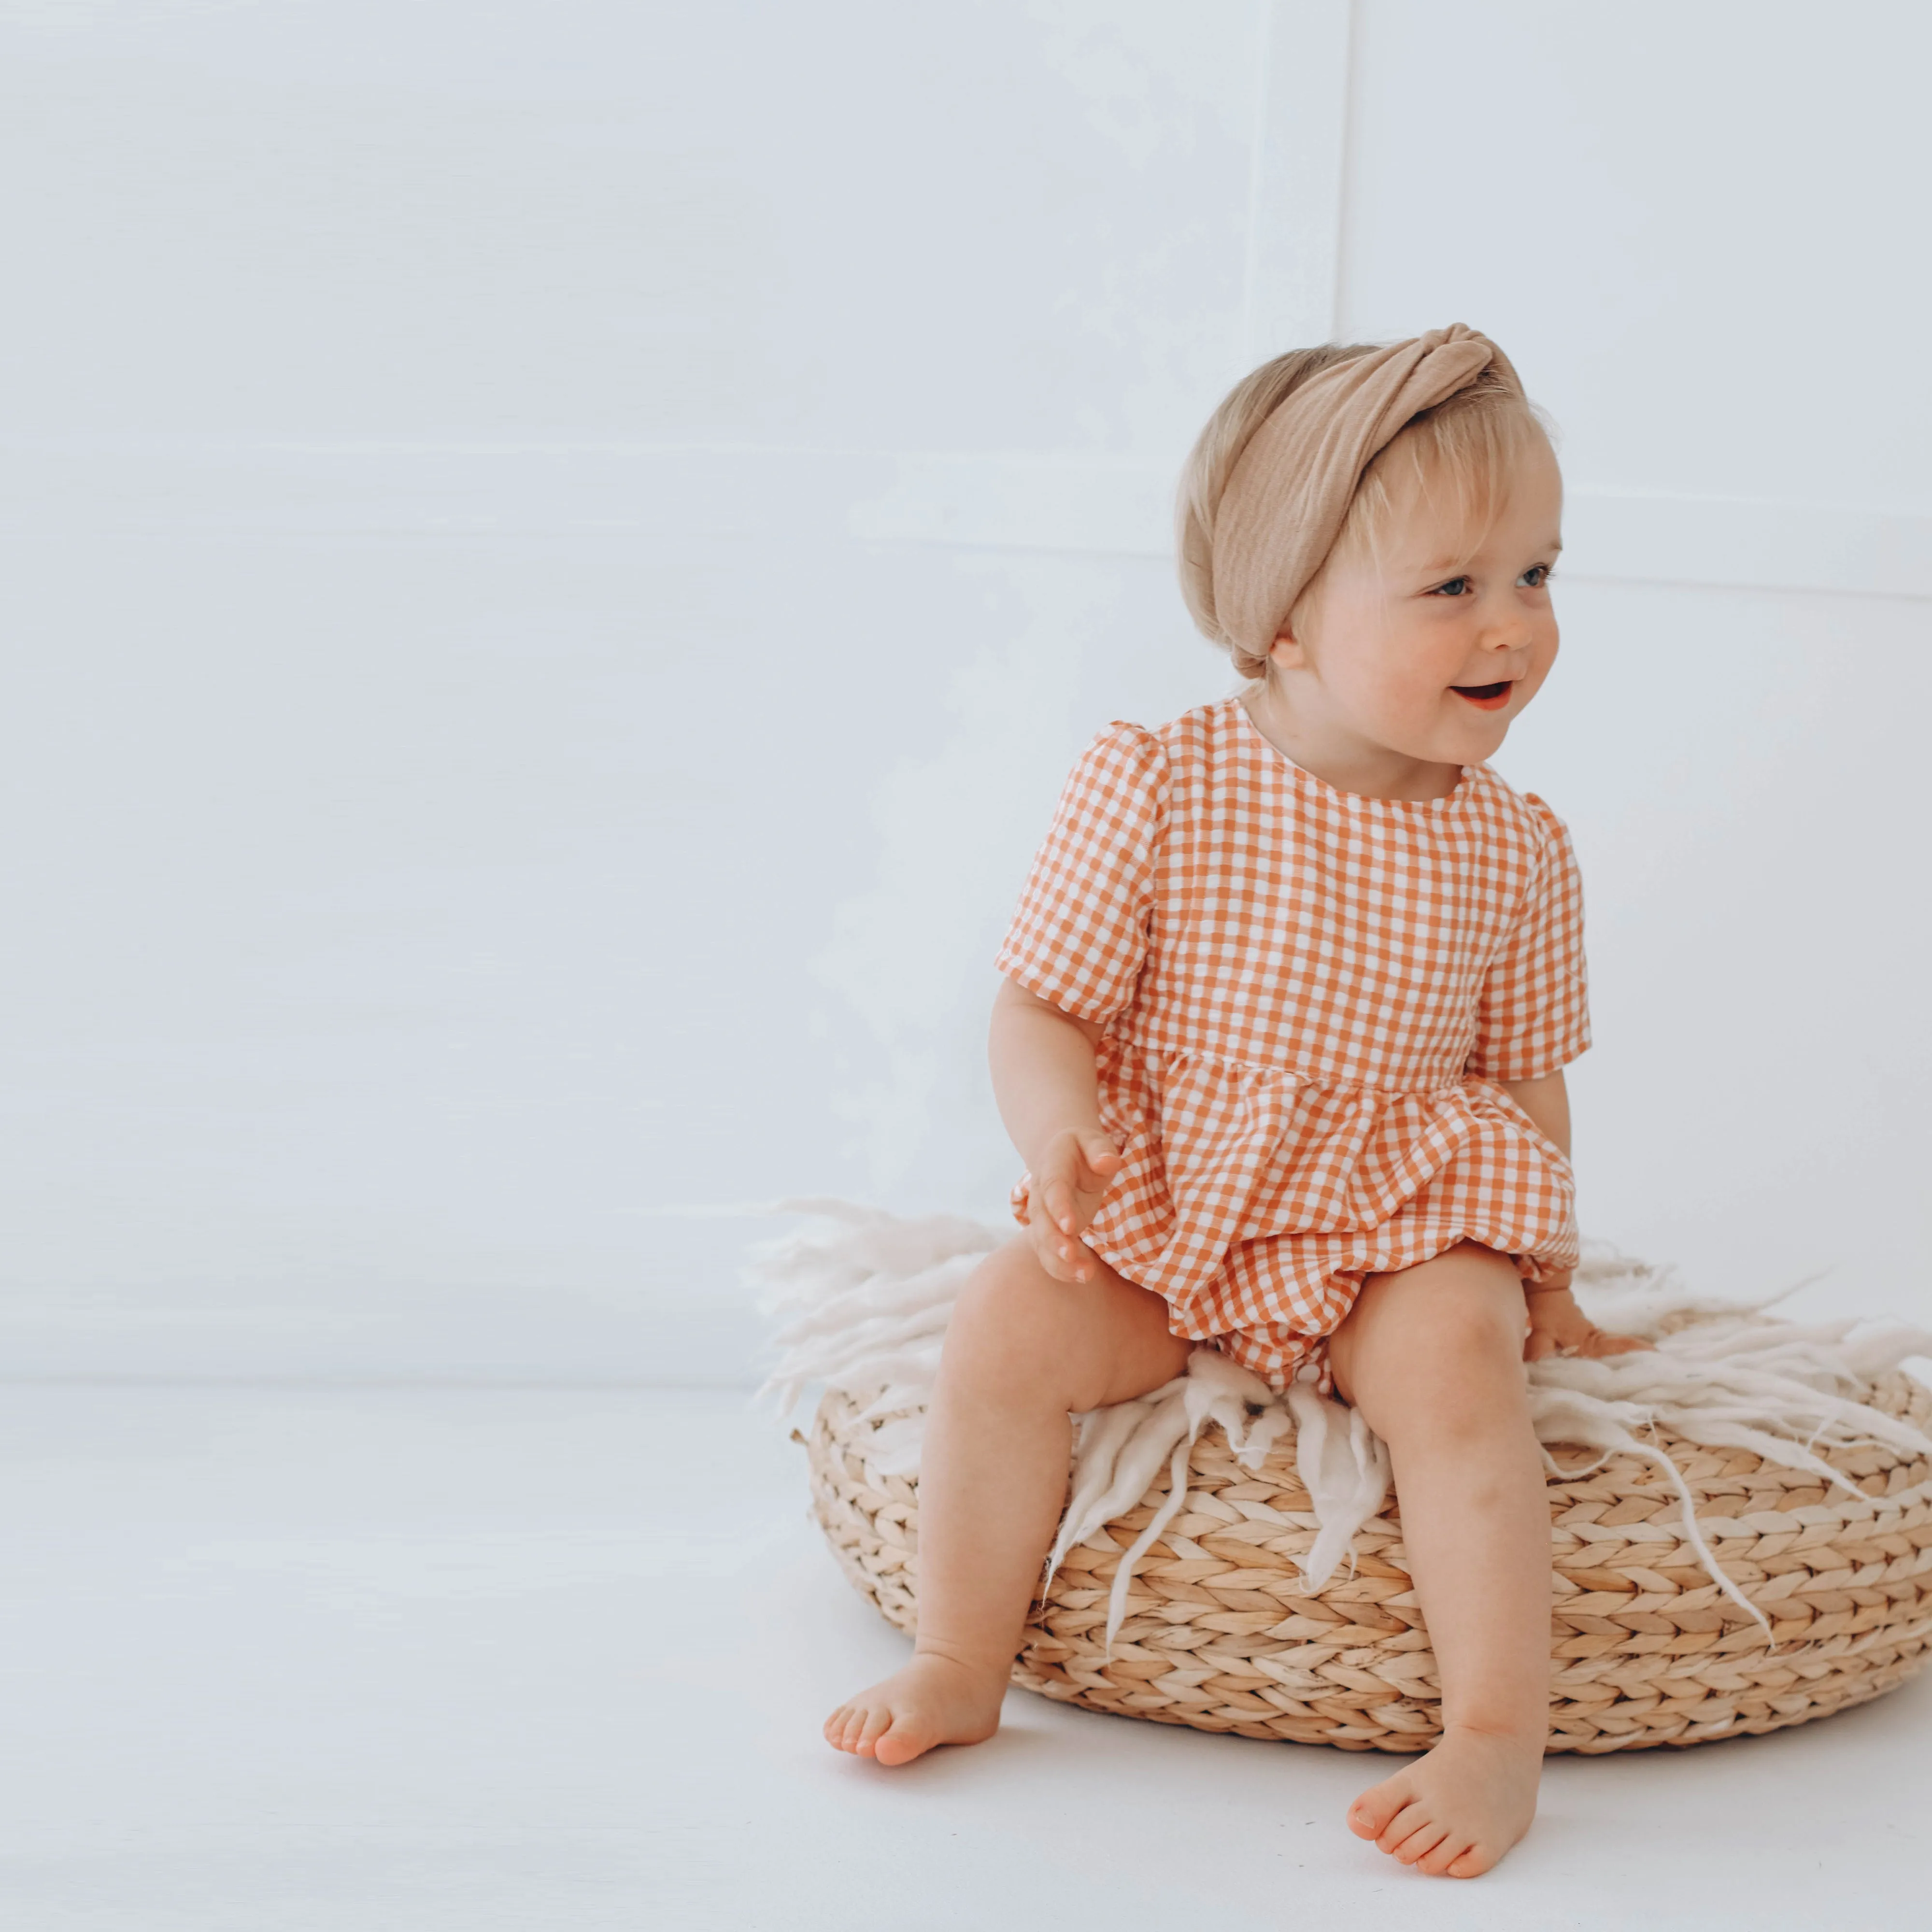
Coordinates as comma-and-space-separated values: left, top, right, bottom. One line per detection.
1498, 1069, 1569, 1158
1497, 1069, 1648, 1361
989, 977, 1123, 1284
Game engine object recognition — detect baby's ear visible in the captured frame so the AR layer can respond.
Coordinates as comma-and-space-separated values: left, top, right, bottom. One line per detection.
1267, 628, 1309, 671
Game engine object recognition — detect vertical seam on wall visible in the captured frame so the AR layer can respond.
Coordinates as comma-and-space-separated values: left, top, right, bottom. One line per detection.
1239, 0, 1277, 366
1330, 0, 1360, 341
1240, 0, 1355, 364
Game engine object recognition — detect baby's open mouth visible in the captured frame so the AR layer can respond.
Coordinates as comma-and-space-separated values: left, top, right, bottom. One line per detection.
1451, 680, 1514, 710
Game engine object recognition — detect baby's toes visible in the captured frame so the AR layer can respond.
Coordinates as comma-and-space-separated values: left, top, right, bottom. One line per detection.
1376, 1800, 1435, 1856
852, 1701, 896, 1757
1414, 1834, 1472, 1877
872, 1712, 936, 1767
1394, 1822, 1450, 1866
1347, 1777, 1411, 1842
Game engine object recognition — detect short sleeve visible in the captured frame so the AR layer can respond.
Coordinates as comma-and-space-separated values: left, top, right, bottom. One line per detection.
1464, 797, 1591, 1083
994, 722, 1168, 1025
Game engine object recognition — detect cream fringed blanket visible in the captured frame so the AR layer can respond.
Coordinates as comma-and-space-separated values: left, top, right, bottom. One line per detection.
756, 1199, 1932, 1652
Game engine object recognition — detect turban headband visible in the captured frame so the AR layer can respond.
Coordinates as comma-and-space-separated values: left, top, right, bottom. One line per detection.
1206, 323, 1523, 664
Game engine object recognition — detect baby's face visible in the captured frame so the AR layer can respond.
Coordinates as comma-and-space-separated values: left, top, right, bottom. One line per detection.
1287, 435, 1563, 772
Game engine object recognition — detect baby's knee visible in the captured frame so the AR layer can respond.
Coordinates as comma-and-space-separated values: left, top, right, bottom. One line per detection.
942, 1244, 1080, 1387
1337, 1245, 1527, 1416
1424, 1256, 1528, 1358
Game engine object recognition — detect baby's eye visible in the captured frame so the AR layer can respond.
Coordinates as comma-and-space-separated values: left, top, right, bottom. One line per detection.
1430, 576, 1472, 597
1519, 564, 1554, 589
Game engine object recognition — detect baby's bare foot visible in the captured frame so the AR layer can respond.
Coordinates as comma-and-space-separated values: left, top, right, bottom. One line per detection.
1524, 1286, 1651, 1362
1346, 1724, 1542, 1877
823, 1652, 1006, 1767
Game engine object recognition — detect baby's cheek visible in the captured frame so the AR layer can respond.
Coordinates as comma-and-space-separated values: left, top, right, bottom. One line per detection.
1364, 621, 1461, 706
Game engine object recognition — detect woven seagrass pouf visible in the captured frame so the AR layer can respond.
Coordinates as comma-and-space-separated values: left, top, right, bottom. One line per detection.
805, 1359, 1932, 1754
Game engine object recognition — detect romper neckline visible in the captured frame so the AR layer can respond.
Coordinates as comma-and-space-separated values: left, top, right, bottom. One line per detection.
1228, 696, 1478, 812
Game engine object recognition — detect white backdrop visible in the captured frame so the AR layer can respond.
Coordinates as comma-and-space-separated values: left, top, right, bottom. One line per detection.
0, 1, 1925, 1384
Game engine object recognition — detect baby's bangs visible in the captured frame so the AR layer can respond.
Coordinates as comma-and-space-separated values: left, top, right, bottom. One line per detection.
1337, 390, 1549, 574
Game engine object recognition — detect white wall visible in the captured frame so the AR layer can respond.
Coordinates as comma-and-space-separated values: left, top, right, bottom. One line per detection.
0, 2, 1925, 1385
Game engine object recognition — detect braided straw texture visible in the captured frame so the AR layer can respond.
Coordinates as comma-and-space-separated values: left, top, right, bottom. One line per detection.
805, 1362, 1932, 1755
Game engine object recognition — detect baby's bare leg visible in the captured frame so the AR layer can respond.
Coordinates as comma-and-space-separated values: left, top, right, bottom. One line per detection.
1327, 1243, 1550, 1878
825, 1236, 1191, 1766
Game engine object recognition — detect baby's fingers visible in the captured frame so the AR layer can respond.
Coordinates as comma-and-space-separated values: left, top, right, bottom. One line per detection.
1031, 1219, 1099, 1283
1077, 1129, 1123, 1179
1040, 1152, 1121, 1240
1581, 1329, 1652, 1358
1036, 1172, 1088, 1241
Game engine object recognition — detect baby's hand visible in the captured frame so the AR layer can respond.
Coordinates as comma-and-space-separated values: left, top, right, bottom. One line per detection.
1012, 1128, 1123, 1283
1522, 1279, 1652, 1362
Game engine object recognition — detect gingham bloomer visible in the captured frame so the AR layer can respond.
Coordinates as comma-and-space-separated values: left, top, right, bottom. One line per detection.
995, 696, 1589, 1391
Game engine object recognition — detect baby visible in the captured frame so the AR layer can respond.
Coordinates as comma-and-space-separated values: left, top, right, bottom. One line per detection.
825, 327, 1647, 1878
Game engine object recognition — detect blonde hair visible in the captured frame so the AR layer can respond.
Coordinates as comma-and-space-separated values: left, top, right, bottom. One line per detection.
1177, 343, 1554, 681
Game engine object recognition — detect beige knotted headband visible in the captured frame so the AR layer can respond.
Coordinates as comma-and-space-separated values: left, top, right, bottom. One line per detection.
1206, 323, 1523, 666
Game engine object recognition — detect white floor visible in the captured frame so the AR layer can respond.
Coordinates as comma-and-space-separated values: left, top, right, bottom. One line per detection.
3, 1385, 1924, 1931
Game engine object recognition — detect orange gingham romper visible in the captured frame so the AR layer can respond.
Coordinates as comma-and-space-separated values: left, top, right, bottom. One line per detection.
994, 696, 1588, 1391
